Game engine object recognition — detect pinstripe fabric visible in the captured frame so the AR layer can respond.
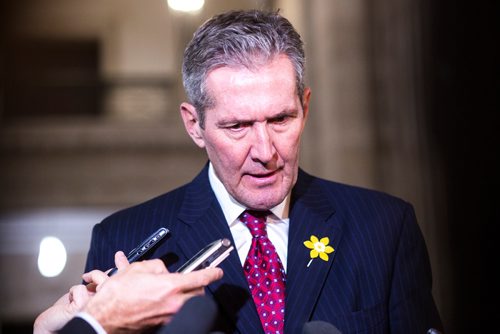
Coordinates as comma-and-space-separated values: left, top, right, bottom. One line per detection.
284, 171, 442, 333
84, 165, 442, 334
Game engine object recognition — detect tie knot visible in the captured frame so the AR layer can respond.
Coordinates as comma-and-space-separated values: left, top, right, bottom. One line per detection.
241, 210, 270, 238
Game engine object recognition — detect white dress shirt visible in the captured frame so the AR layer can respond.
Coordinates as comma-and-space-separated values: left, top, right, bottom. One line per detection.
208, 163, 290, 272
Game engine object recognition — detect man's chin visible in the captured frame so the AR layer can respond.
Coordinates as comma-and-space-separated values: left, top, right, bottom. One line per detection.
237, 192, 285, 211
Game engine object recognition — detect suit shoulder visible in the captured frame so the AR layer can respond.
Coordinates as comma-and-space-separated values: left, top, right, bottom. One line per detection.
84, 182, 195, 272
302, 173, 419, 245
327, 179, 409, 207
300, 171, 413, 215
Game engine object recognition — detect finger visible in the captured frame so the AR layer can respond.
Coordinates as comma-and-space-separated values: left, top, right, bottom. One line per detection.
114, 251, 129, 270
82, 269, 109, 289
82, 269, 101, 283
128, 258, 168, 274
68, 285, 91, 310
82, 269, 108, 284
68, 285, 84, 302
175, 267, 223, 291
53, 292, 71, 306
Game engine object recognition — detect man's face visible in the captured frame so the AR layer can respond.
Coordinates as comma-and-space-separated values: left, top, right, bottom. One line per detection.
181, 55, 310, 210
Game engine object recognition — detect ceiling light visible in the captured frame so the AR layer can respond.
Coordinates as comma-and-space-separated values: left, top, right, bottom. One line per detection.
167, 0, 204, 13
37, 236, 67, 277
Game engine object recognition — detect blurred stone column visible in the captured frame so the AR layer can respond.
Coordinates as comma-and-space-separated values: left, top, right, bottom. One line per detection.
284, 0, 377, 188
366, 0, 452, 326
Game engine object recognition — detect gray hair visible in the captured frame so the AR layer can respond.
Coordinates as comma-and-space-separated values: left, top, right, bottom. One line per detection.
182, 9, 306, 128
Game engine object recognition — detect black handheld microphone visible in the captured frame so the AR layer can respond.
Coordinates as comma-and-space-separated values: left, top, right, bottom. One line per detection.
158, 295, 218, 334
302, 320, 343, 334
108, 227, 169, 276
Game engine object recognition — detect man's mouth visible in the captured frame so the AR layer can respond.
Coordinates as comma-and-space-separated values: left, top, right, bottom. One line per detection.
244, 168, 282, 185
250, 171, 277, 178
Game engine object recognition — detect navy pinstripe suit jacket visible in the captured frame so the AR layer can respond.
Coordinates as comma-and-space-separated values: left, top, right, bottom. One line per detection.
84, 165, 442, 333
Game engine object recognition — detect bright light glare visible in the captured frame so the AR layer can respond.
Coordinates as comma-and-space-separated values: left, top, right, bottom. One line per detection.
37, 236, 67, 277
167, 0, 204, 13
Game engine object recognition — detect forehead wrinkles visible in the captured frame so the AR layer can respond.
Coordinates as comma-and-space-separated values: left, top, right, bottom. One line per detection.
205, 57, 297, 111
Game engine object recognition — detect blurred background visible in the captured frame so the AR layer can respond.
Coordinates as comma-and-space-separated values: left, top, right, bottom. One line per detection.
0, 0, 490, 333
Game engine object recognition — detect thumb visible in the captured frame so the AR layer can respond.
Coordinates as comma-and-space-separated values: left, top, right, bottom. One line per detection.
114, 251, 129, 270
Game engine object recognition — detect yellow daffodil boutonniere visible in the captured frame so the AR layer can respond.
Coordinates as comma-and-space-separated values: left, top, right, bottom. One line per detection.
304, 235, 334, 267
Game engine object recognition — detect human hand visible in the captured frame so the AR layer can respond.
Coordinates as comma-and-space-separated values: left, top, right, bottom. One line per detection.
82, 251, 129, 293
83, 259, 223, 333
33, 284, 93, 334
33, 250, 129, 334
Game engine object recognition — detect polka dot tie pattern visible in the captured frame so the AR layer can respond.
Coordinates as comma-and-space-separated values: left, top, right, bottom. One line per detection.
241, 210, 286, 334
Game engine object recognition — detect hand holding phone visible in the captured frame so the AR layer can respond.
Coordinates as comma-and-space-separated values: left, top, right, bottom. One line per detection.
108, 227, 169, 276
177, 238, 234, 274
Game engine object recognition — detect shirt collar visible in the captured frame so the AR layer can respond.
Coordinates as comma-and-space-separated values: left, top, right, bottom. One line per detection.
208, 162, 290, 225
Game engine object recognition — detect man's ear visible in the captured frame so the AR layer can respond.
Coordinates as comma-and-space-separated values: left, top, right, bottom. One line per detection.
302, 87, 311, 121
180, 102, 206, 148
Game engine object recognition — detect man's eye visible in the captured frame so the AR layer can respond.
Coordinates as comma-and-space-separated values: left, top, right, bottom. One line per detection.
272, 116, 288, 124
225, 123, 247, 131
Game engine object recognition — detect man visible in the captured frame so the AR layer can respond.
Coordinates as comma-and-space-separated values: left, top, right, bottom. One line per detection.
84, 9, 443, 333
34, 252, 223, 334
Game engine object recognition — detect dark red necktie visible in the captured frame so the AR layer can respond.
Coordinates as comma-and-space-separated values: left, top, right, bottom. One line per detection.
241, 210, 286, 334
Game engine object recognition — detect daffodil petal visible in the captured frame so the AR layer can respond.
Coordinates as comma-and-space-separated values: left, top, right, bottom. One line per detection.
310, 235, 319, 243
319, 252, 329, 261
320, 237, 330, 245
304, 241, 314, 249
325, 246, 334, 254
310, 250, 319, 258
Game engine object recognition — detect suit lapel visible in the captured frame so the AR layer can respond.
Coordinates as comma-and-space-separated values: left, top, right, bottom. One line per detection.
173, 167, 342, 333
175, 165, 263, 334
284, 170, 345, 333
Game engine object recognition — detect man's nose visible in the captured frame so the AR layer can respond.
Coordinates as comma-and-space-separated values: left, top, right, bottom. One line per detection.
250, 125, 275, 163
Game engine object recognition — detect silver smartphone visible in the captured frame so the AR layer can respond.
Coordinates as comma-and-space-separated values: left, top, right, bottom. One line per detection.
177, 238, 234, 273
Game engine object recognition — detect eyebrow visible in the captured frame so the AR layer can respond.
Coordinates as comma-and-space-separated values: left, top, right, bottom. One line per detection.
217, 108, 299, 127
270, 108, 299, 119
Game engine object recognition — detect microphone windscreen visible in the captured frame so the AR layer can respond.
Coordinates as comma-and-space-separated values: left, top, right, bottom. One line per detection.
159, 295, 218, 334
302, 320, 343, 334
